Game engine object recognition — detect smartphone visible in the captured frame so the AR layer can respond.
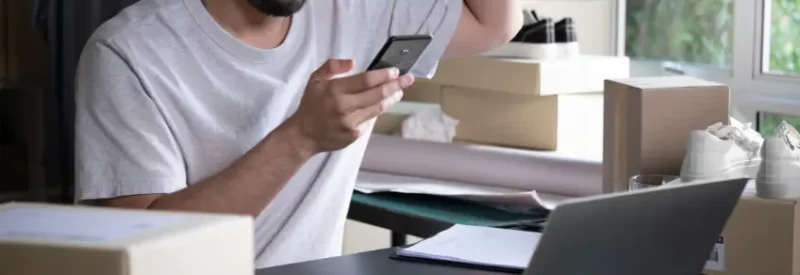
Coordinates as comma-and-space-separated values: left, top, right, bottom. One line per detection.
367, 35, 433, 75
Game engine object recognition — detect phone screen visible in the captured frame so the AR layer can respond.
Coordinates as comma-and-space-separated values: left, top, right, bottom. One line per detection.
367, 35, 433, 75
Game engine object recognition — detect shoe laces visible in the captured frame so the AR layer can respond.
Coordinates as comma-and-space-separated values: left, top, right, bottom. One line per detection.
775, 121, 800, 151
706, 118, 764, 158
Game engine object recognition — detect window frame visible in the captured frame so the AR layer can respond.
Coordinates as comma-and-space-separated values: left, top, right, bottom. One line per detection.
614, 0, 800, 125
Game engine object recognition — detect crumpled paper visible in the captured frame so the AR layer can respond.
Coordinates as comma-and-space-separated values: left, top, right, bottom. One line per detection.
400, 108, 459, 143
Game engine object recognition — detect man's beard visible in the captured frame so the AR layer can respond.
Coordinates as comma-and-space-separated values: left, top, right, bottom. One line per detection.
247, 0, 306, 17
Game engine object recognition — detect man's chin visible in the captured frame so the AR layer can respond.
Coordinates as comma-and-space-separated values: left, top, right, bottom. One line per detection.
247, 0, 307, 17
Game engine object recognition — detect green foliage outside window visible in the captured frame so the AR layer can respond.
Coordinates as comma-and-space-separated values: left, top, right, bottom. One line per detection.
626, 0, 800, 74
755, 1, 800, 135
627, 0, 800, 136
768, 0, 800, 74
626, 0, 734, 68
758, 112, 800, 137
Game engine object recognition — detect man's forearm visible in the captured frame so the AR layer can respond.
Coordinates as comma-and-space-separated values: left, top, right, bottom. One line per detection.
147, 120, 314, 218
444, 0, 523, 57
464, 0, 523, 44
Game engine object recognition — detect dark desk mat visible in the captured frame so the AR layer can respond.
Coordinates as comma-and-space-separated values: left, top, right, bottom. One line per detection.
352, 191, 548, 228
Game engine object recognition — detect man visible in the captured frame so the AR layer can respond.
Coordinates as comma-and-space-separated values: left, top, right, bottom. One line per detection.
74, 0, 521, 268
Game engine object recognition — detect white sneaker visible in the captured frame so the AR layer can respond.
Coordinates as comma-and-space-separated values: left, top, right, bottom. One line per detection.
680, 118, 764, 182
756, 121, 800, 199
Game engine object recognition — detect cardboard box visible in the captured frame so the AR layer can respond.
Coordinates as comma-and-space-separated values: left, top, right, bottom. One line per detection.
442, 86, 558, 150
602, 76, 730, 193
373, 113, 406, 135
431, 55, 629, 96
0, 202, 254, 275
373, 102, 442, 135
402, 79, 443, 104
702, 196, 800, 275
374, 80, 445, 135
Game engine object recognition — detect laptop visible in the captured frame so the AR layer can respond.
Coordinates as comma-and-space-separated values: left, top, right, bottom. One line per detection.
522, 178, 747, 275
394, 178, 747, 275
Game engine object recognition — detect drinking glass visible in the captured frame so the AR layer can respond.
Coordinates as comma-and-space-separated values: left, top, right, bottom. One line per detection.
629, 174, 679, 191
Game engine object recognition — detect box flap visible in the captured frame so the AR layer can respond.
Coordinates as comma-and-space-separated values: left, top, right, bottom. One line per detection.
607, 76, 724, 90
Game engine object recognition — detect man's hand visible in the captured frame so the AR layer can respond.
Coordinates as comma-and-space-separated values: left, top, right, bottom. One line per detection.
286, 59, 415, 154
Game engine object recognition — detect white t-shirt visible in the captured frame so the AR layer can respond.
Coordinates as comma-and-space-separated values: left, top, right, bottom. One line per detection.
74, 0, 462, 268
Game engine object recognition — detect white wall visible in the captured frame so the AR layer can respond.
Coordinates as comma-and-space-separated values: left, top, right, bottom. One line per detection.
343, 0, 615, 255
521, 0, 614, 56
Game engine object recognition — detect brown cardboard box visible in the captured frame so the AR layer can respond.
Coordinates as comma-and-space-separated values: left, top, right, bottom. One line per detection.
403, 79, 443, 104
372, 102, 442, 135
375, 79, 444, 135
602, 77, 730, 193
702, 196, 800, 275
432, 55, 629, 96
372, 101, 442, 135
442, 86, 558, 150
373, 113, 406, 135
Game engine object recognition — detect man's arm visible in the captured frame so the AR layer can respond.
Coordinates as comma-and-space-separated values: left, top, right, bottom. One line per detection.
98, 121, 314, 218
444, 0, 523, 58
81, 43, 411, 218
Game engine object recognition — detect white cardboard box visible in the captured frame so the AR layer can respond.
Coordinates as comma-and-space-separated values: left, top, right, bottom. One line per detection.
0, 202, 254, 275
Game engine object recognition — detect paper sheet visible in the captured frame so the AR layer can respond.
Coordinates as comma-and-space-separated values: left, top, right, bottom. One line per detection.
397, 224, 540, 270
356, 171, 569, 210
0, 208, 183, 242
361, 134, 603, 197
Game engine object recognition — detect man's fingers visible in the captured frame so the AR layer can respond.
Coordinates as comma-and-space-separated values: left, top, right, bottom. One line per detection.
346, 90, 405, 127
342, 74, 414, 110
310, 59, 354, 81
331, 67, 400, 93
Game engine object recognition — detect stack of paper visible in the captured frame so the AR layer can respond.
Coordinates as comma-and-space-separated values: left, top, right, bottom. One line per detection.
357, 171, 569, 211
395, 224, 540, 271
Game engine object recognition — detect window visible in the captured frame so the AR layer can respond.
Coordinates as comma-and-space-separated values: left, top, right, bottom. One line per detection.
758, 112, 800, 136
626, 0, 734, 68
762, 0, 800, 75
619, 0, 800, 128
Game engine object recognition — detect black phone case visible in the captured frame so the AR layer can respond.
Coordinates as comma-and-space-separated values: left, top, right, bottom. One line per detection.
367, 35, 433, 75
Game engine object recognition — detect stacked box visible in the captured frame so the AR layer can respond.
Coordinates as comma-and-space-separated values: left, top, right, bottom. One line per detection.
379, 55, 629, 150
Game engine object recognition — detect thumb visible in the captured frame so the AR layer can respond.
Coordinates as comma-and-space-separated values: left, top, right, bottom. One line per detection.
310, 59, 354, 81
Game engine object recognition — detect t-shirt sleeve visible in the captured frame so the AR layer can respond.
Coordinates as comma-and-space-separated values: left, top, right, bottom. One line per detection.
361, 0, 463, 78
74, 41, 187, 202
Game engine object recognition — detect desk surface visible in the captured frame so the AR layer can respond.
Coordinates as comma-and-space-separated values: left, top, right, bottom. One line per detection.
256, 248, 516, 275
